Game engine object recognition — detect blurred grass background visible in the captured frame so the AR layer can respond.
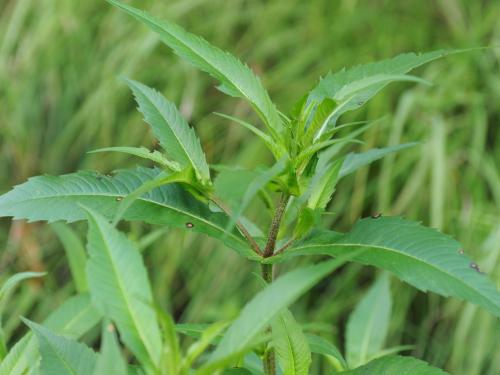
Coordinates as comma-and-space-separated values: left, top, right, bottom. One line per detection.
0, 0, 499, 373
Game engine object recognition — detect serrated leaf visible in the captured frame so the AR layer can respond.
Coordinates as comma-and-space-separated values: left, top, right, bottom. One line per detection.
84, 207, 162, 370
339, 143, 418, 178
342, 355, 448, 375
270, 217, 500, 317
51, 223, 88, 293
124, 79, 210, 182
210, 250, 363, 364
0, 167, 257, 260
89, 146, 179, 170
23, 319, 98, 375
306, 334, 347, 370
108, 0, 283, 139
346, 273, 392, 368
272, 309, 311, 375
94, 322, 128, 375
308, 50, 455, 133
0, 294, 101, 375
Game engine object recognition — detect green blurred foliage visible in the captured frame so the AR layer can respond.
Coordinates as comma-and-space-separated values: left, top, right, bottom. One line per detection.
0, 0, 499, 373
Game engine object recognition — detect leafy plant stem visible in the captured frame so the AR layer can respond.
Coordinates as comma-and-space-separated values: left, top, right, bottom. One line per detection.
261, 262, 275, 375
261, 192, 290, 375
263, 193, 290, 258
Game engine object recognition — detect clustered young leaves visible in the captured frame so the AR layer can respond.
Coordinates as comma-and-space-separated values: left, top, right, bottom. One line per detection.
0, 1, 499, 374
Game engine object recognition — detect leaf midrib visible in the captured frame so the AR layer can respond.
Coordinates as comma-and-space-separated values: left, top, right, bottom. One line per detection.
144, 90, 201, 175
135, 6, 277, 132
6, 192, 248, 250
290, 242, 499, 311
39, 335, 79, 375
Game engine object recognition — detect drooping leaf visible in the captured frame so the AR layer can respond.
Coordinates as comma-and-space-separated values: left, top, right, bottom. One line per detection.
89, 146, 179, 170
94, 322, 128, 375
124, 79, 210, 182
108, 0, 283, 139
51, 223, 88, 293
270, 217, 500, 317
308, 50, 455, 133
306, 334, 347, 370
0, 294, 101, 375
23, 319, 98, 375
84, 207, 162, 370
272, 309, 311, 375
339, 143, 418, 178
0, 272, 46, 302
342, 355, 448, 375
209, 250, 364, 363
0, 167, 256, 260
346, 273, 392, 368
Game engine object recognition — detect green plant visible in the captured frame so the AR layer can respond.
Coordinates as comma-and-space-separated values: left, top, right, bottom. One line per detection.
0, 1, 499, 374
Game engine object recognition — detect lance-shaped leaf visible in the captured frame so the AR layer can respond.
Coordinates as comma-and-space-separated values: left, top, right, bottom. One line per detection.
268, 217, 500, 317
308, 50, 455, 133
108, 0, 283, 138
125, 79, 210, 182
0, 272, 46, 302
94, 322, 128, 375
210, 250, 364, 364
51, 223, 88, 293
342, 355, 448, 375
84, 208, 162, 370
1, 296, 98, 375
346, 274, 392, 368
0, 167, 257, 260
23, 319, 98, 375
272, 309, 311, 375
0, 294, 101, 375
306, 334, 347, 370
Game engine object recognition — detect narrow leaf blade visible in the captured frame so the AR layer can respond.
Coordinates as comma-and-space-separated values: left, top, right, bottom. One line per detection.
210, 250, 364, 363
272, 309, 311, 375
124, 79, 210, 182
0, 167, 256, 260
108, 0, 282, 136
346, 274, 392, 367
84, 207, 162, 369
